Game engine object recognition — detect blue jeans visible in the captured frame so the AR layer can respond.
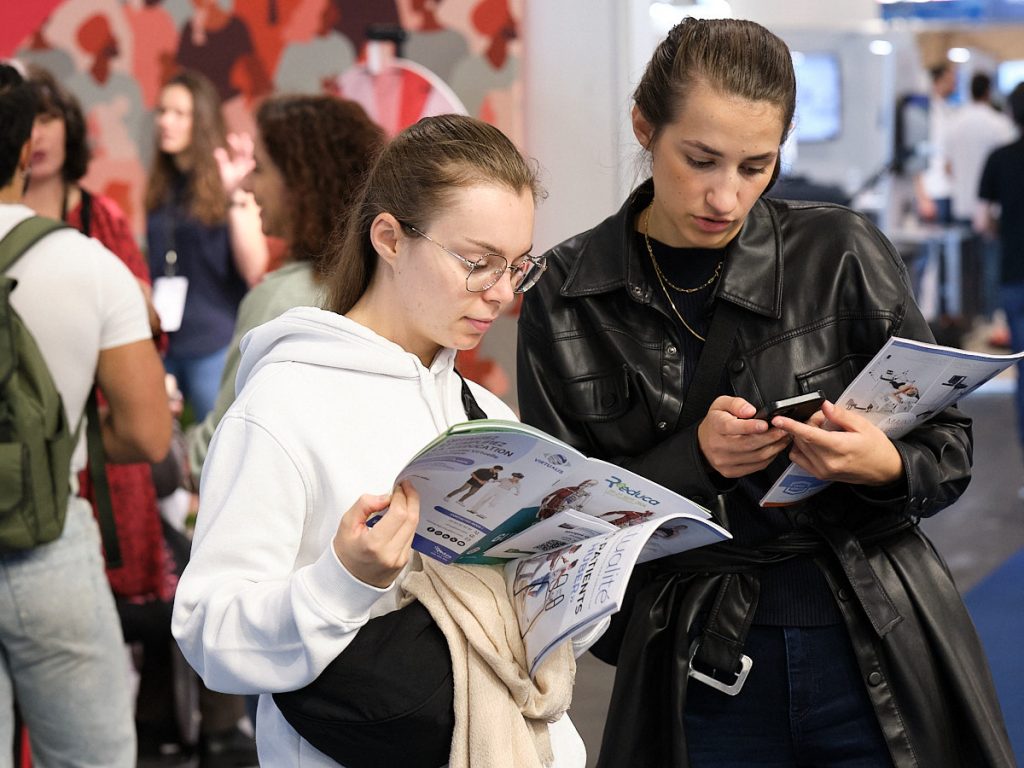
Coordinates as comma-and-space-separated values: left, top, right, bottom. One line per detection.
686, 624, 892, 767
0, 500, 135, 766
1000, 281, 1024, 453
164, 345, 229, 422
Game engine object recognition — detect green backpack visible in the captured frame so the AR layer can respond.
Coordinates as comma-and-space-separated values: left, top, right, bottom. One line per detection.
0, 216, 119, 563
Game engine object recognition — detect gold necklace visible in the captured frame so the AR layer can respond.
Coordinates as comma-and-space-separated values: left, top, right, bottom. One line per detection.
642, 207, 722, 293
641, 207, 719, 342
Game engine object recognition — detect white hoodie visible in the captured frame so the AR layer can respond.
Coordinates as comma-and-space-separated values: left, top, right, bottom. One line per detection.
171, 307, 586, 767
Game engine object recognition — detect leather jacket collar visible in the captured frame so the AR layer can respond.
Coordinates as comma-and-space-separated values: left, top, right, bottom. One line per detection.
560, 179, 782, 319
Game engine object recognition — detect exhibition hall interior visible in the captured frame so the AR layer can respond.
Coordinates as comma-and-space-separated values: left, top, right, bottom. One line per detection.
1, 0, 1021, 766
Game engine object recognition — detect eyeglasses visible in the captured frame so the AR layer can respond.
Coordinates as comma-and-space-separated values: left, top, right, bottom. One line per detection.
403, 224, 547, 294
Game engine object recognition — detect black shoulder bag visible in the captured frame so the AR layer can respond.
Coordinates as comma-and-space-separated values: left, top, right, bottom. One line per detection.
273, 373, 486, 768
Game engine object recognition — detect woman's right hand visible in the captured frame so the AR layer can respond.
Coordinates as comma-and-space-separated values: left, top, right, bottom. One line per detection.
214, 131, 256, 196
697, 396, 792, 478
333, 481, 420, 588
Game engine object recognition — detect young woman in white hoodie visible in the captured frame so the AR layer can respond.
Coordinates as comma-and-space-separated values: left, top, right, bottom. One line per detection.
172, 115, 594, 767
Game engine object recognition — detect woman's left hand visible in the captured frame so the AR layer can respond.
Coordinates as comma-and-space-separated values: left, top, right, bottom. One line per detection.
772, 400, 903, 486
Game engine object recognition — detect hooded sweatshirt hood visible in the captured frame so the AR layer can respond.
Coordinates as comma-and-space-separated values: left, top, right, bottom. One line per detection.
235, 306, 462, 433
238, 306, 458, 388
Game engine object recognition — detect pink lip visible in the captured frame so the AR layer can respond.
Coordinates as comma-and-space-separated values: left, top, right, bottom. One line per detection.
466, 318, 494, 332
30, 151, 45, 165
694, 216, 733, 234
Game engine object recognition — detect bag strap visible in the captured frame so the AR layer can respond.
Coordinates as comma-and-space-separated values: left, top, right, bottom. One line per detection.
0, 216, 120, 567
86, 388, 121, 568
79, 188, 93, 238
675, 298, 760, 692
455, 370, 488, 420
0, 216, 69, 274
678, 299, 744, 426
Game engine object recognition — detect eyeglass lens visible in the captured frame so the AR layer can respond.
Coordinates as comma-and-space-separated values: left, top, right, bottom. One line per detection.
467, 254, 542, 293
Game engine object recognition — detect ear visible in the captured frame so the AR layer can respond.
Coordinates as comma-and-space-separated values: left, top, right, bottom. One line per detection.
631, 104, 654, 150
17, 139, 32, 173
369, 212, 402, 267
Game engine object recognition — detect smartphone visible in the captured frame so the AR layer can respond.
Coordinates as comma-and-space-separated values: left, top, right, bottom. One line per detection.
754, 390, 826, 422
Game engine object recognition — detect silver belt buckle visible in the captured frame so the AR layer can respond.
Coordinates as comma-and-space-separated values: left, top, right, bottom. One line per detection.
687, 639, 752, 696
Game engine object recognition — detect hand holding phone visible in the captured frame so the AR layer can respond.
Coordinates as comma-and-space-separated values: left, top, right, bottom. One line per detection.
754, 391, 826, 422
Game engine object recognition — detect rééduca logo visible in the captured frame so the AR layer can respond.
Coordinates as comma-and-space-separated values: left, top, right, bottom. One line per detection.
603, 475, 661, 506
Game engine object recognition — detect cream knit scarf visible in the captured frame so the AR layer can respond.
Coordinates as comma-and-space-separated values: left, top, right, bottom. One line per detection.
401, 555, 576, 768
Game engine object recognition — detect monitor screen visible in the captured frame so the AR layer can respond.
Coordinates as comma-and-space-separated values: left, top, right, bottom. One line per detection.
792, 51, 842, 143
997, 60, 1024, 95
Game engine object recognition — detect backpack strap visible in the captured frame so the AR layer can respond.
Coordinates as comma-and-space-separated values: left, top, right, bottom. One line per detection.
0, 216, 121, 567
0, 216, 69, 274
85, 389, 121, 568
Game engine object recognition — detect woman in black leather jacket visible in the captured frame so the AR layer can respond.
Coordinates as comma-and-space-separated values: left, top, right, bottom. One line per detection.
517, 17, 1014, 768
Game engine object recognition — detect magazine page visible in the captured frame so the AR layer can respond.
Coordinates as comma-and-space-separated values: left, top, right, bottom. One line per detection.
761, 336, 1024, 507
478, 509, 618, 560
505, 512, 731, 679
393, 419, 715, 564
395, 420, 589, 564
456, 456, 715, 564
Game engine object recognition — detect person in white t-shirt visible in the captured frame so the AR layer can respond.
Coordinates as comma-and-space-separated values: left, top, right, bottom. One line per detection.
0, 63, 171, 767
944, 71, 1017, 317
944, 72, 1016, 223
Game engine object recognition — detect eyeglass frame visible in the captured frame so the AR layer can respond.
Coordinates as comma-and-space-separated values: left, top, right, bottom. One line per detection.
399, 221, 547, 294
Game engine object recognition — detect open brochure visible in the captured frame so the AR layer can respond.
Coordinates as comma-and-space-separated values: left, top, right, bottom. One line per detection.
505, 510, 717, 677
761, 336, 1024, 507
391, 419, 731, 676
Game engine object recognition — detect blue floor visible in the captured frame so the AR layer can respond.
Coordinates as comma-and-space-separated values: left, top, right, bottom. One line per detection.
965, 547, 1024, 765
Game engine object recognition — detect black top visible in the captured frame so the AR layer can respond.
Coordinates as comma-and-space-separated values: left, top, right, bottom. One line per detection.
637, 233, 719, 393
979, 137, 1024, 285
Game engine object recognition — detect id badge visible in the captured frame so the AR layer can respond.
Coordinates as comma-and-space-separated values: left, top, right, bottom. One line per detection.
152, 275, 189, 332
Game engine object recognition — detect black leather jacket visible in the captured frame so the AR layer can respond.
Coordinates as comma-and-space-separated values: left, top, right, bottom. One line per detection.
519, 181, 971, 517
517, 182, 1014, 767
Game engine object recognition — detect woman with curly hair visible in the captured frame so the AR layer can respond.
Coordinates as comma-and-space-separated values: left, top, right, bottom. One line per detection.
186, 93, 385, 484
146, 69, 268, 421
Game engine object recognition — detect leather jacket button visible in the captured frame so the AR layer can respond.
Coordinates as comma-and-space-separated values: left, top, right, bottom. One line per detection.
794, 512, 811, 527
729, 359, 745, 373
666, 344, 677, 356
867, 671, 883, 687
630, 285, 643, 297
837, 587, 851, 602
657, 421, 668, 430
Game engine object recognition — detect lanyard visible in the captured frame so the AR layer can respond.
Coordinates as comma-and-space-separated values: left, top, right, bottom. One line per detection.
163, 193, 181, 277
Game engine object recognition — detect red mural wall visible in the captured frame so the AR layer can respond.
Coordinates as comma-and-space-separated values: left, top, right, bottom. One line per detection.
5, 0, 525, 398
5, 0, 524, 238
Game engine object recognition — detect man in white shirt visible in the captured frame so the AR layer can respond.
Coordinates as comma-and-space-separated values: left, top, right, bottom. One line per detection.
945, 72, 1016, 223
944, 71, 1017, 318
0, 63, 170, 766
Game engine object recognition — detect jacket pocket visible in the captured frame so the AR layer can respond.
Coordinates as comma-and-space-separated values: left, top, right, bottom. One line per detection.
796, 353, 873, 402
560, 366, 631, 422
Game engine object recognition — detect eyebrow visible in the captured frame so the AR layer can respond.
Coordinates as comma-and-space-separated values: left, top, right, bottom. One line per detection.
464, 236, 534, 258
683, 140, 777, 162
